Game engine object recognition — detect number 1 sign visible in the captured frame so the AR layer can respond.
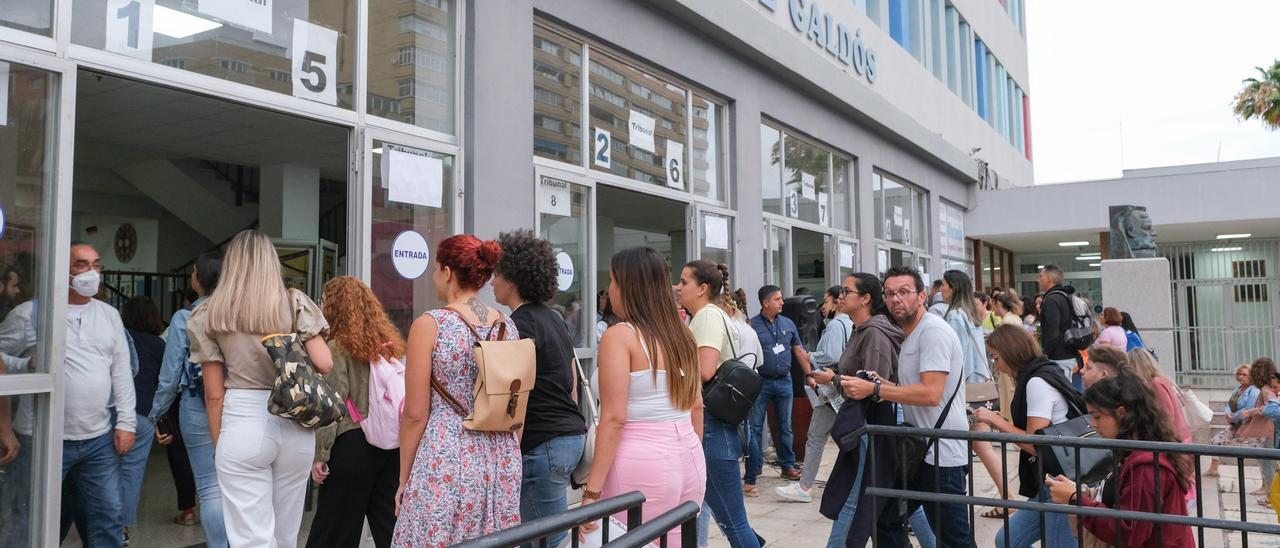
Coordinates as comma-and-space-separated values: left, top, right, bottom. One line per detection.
106, 0, 155, 61
291, 19, 339, 106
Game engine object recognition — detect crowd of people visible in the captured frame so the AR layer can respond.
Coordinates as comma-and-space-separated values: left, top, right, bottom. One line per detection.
0, 227, 1273, 548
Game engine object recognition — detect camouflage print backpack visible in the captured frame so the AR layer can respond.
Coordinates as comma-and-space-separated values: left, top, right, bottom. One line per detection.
261, 332, 345, 429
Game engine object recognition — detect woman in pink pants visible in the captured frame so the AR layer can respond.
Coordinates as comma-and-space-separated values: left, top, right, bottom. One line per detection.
580, 247, 706, 547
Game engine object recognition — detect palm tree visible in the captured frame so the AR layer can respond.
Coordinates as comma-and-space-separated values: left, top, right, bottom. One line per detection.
1233, 60, 1280, 130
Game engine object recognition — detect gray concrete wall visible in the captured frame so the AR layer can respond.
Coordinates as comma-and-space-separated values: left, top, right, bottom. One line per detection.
514, 0, 976, 287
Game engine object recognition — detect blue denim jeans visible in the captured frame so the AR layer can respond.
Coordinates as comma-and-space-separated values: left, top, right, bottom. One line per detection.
995, 486, 1075, 548
745, 376, 795, 484
909, 508, 936, 548
180, 390, 228, 548
519, 433, 586, 548
119, 415, 155, 526
61, 431, 124, 548
703, 415, 761, 548
877, 463, 975, 548
0, 433, 33, 546
826, 434, 868, 548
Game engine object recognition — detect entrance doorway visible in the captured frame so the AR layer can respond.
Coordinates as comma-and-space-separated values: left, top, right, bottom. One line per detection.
595, 185, 687, 286
791, 228, 831, 297
68, 70, 350, 546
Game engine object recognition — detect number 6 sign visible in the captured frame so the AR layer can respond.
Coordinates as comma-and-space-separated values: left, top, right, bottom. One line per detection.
291, 19, 339, 106
665, 140, 684, 189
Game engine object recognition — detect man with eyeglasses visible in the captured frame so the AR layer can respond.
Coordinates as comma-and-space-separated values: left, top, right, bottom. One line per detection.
842, 266, 975, 548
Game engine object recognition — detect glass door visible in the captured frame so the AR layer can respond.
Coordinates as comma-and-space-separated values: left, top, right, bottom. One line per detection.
534, 166, 594, 350
837, 239, 858, 282
0, 45, 76, 547
694, 207, 735, 279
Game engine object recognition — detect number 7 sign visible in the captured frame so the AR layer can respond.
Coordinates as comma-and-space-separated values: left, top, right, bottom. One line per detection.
291, 19, 339, 106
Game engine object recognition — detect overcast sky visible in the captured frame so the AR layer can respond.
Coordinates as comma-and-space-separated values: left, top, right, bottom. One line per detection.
1026, 0, 1280, 184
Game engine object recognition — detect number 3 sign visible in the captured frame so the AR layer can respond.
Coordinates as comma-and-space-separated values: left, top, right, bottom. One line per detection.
291, 19, 339, 106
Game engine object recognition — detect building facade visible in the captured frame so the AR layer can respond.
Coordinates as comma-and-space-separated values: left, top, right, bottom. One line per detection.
0, 0, 1029, 542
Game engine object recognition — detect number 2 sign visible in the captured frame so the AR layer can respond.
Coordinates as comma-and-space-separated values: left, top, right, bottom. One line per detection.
291, 19, 339, 106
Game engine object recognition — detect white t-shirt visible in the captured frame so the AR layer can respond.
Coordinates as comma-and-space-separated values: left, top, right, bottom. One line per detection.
898, 312, 968, 467
1025, 377, 1070, 424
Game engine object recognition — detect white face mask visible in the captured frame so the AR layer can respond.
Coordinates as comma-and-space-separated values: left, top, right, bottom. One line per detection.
70, 269, 100, 298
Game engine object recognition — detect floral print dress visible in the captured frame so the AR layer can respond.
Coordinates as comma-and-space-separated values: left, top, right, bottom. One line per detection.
392, 310, 521, 547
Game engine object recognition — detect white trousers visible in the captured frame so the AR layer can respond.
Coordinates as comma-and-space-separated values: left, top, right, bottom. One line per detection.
215, 389, 314, 548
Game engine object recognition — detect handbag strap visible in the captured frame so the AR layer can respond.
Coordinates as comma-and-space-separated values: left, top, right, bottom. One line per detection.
428, 308, 503, 418
932, 371, 964, 431
714, 307, 758, 368
443, 306, 507, 343
574, 357, 598, 418
430, 375, 467, 416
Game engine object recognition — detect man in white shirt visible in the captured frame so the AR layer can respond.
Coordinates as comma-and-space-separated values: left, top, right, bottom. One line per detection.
844, 266, 975, 548
0, 242, 135, 547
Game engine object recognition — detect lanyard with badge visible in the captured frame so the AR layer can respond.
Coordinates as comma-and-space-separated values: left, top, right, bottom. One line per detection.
767, 321, 786, 357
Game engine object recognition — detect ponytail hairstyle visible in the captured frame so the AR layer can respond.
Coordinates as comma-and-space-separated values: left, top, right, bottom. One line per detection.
1084, 372, 1192, 487
684, 259, 728, 300
850, 273, 889, 319
436, 234, 501, 290
733, 288, 748, 317
824, 285, 843, 320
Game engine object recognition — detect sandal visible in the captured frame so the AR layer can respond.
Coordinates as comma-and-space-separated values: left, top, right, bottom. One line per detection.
981, 507, 1014, 519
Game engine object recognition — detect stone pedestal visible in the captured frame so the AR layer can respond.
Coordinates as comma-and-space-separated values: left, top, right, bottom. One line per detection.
1101, 258, 1176, 380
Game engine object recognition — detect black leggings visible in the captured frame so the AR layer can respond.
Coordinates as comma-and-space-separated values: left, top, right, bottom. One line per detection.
305, 429, 399, 548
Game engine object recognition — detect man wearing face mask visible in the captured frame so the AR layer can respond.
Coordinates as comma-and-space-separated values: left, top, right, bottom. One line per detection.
0, 242, 135, 547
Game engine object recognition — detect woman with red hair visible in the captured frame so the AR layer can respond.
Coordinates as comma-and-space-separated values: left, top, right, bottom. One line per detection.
393, 234, 522, 546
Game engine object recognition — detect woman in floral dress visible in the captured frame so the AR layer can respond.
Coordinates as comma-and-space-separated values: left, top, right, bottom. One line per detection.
394, 234, 521, 547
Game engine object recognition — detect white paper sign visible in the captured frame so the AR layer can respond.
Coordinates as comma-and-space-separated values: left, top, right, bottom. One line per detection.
592, 128, 611, 169
801, 173, 816, 200
540, 176, 571, 217
200, 0, 273, 34
387, 146, 444, 208
704, 215, 729, 250
628, 110, 656, 153
0, 62, 8, 127
892, 205, 904, 227
391, 231, 430, 280
839, 243, 854, 269
105, 0, 154, 61
665, 140, 684, 189
555, 252, 575, 291
818, 191, 828, 225
291, 19, 338, 105
920, 272, 931, 288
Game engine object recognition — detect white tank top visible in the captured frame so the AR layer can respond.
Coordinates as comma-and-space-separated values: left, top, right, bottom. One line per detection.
592, 322, 691, 422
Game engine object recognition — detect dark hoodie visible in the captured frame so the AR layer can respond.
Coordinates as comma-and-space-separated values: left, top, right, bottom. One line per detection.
1040, 284, 1076, 360
1079, 451, 1194, 547
1010, 355, 1085, 498
835, 314, 903, 382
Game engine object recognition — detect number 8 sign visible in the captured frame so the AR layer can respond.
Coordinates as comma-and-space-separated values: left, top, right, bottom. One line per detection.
291, 19, 339, 106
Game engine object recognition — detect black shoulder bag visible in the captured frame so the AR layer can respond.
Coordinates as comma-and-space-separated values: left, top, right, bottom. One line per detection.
1035, 386, 1114, 485
701, 312, 764, 426
897, 374, 963, 481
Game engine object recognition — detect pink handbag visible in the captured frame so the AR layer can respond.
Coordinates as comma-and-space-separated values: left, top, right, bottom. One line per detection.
1238, 390, 1274, 440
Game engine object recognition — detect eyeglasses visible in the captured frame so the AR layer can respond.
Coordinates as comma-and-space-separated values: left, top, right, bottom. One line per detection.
884, 288, 920, 301
840, 287, 861, 297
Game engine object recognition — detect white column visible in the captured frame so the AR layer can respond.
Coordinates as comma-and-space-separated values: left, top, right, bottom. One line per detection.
259, 164, 320, 243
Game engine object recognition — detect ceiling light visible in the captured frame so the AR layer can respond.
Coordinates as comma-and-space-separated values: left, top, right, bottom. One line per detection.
154, 6, 222, 38
1089, 263, 1101, 267
1216, 233, 1251, 240
1212, 247, 1243, 252
1058, 241, 1090, 247
1076, 255, 1100, 261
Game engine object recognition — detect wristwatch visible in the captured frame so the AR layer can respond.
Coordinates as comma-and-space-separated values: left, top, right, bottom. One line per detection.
871, 379, 882, 402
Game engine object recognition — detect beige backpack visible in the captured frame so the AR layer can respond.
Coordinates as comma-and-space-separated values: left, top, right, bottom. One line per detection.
430, 308, 536, 432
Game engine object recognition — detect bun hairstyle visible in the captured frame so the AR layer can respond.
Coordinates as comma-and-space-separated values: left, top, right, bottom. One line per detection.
684, 259, 728, 298
436, 234, 501, 290
733, 288, 748, 316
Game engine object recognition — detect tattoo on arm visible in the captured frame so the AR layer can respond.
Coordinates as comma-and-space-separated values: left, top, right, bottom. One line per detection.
467, 296, 489, 324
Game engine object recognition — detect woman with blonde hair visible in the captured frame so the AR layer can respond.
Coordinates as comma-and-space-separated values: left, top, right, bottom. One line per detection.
307, 276, 405, 548
580, 249, 706, 547
1125, 348, 1191, 443
189, 229, 332, 547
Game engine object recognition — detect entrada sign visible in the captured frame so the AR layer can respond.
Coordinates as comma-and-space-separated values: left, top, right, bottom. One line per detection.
757, 0, 878, 84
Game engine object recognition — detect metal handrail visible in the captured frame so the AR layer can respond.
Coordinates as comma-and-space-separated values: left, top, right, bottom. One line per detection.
451, 491, 646, 548
607, 501, 699, 548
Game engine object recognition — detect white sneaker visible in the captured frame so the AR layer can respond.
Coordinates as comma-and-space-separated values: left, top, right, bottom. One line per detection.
775, 483, 813, 503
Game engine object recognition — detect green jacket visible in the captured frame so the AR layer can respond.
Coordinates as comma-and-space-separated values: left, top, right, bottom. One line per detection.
315, 341, 369, 462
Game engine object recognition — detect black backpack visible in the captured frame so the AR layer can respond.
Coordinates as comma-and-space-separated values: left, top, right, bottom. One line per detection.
702, 312, 763, 426
1049, 290, 1095, 350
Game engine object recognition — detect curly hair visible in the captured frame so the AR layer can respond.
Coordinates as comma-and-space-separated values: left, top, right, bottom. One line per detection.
321, 276, 405, 363
495, 230, 559, 304
1084, 372, 1192, 487
1250, 357, 1277, 389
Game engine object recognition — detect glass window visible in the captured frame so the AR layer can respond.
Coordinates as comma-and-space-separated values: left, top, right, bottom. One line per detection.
760, 124, 783, 215
939, 200, 965, 260
880, 176, 912, 245
73, 0, 359, 110
370, 0, 456, 131
370, 142, 454, 334
2, 0, 52, 36
698, 212, 733, 274
784, 136, 829, 225
588, 52, 687, 189
0, 62, 52, 373
0, 394, 48, 545
832, 156, 852, 231
770, 226, 789, 290
691, 96, 723, 201
540, 181, 591, 347
872, 172, 885, 239
838, 241, 857, 281
533, 26, 582, 164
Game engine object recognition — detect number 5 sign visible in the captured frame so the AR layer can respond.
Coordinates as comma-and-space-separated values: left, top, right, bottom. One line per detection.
291, 19, 339, 106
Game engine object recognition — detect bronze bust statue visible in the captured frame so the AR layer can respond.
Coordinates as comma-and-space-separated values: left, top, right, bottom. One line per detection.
1109, 205, 1158, 259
